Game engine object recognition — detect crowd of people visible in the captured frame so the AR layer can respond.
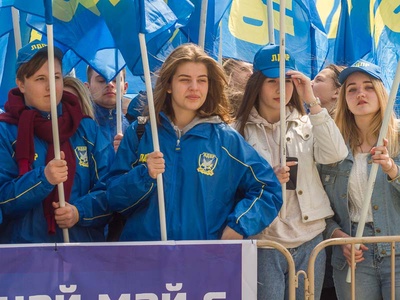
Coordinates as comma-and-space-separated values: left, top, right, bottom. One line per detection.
0, 39, 399, 300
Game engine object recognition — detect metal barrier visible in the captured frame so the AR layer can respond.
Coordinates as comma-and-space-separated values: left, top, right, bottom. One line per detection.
257, 240, 297, 300
308, 236, 400, 300
258, 236, 400, 300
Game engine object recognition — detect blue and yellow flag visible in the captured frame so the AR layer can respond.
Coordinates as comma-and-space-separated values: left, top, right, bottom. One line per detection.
26, 0, 126, 82
220, 0, 328, 78
171, 0, 232, 56
316, 0, 371, 66
96, 0, 178, 75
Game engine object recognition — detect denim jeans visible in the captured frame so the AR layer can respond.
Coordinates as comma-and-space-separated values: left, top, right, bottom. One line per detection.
333, 222, 400, 300
257, 233, 326, 300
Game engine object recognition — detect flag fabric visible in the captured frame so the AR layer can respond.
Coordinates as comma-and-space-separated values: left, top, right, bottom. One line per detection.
173, 0, 232, 56
0, 5, 32, 108
316, 0, 371, 66
26, 1, 126, 82
96, 0, 178, 75
219, 0, 328, 78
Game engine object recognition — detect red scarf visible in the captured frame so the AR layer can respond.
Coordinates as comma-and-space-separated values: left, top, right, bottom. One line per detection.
0, 88, 84, 234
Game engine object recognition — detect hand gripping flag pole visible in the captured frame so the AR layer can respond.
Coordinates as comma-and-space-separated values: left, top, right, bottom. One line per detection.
44, 0, 69, 243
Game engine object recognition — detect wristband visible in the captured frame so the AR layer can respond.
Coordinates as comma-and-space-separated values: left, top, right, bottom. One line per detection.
305, 97, 321, 109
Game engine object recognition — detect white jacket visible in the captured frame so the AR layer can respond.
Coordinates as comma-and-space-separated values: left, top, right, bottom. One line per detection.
239, 107, 348, 224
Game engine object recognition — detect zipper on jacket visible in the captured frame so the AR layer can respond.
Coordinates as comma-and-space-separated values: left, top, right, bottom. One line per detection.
108, 109, 113, 120
174, 125, 182, 151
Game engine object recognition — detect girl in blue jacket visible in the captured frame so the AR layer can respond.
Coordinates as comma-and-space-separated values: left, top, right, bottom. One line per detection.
106, 43, 282, 241
0, 40, 114, 243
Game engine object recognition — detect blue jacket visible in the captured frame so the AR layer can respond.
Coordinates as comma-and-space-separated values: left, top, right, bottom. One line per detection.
0, 113, 114, 243
319, 147, 400, 269
107, 113, 283, 241
94, 103, 129, 143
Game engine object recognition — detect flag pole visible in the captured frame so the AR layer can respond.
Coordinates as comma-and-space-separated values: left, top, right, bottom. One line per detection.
138, 33, 168, 241
267, 0, 274, 44
43, 0, 69, 243
116, 72, 122, 134
198, 0, 208, 49
346, 60, 400, 283
279, 0, 287, 219
11, 7, 22, 54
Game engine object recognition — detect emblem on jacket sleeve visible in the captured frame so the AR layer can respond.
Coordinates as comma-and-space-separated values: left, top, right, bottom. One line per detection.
75, 146, 88, 167
197, 152, 218, 176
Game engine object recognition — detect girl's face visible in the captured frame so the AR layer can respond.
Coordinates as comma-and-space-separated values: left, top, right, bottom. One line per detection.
259, 77, 294, 111
311, 68, 338, 107
345, 72, 380, 118
169, 62, 208, 119
16, 60, 63, 112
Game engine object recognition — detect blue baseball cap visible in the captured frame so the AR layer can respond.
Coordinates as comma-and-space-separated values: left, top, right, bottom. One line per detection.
338, 59, 382, 84
16, 40, 63, 72
253, 43, 297, 78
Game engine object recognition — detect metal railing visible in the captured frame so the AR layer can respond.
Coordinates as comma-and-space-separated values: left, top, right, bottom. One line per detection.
258, 235, 400, 300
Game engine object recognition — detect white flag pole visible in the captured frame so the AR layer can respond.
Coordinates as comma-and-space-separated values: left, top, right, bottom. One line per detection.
198, 0, 208, 49
279, 0, 287, 219
44, 0, 69, 243
138, 33, 168, 241
11, 7, 22, 54
346, 60, 400, 282
267, 0, 275, 44
116, 72, 122, 134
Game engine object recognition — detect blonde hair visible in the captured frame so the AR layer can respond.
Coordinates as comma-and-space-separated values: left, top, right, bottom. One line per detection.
335, 75, 399, 157
64, 76, 95, 119
152, 43, 232, 124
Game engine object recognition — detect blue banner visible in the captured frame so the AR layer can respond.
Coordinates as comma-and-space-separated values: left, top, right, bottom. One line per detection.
0, 241, 257, 299
220, 0, 328, 78
96, 0, 178, 75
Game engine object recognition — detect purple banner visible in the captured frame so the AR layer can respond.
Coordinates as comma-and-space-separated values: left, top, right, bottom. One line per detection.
0, 241, 257, 299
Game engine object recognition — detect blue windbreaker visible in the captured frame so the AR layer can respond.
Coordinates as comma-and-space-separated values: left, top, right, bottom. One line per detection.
0, 111, 114, 243
94, 103, 130, 144
107, 113, 282, 241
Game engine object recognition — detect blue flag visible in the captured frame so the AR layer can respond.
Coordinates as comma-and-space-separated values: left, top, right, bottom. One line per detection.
219, 0, 328, 78
316, 0, 371, 66
173, 0, 232, 56
96, 0, 178, 75
0, 5, 32, 108
26, 1, 126, 82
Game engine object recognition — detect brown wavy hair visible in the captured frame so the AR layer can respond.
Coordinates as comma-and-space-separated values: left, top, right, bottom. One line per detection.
152, 43, 232, 125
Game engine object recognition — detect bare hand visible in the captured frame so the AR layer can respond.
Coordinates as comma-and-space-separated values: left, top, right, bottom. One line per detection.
44, 151, 68, 185
113, 133, 124, 152
52, 202, 79, 229
371, 139, 397, 178
146, 151, 165, 179
221, 226, 243, 240
333, 229, 369, 266
273, 161, 297, 185
341, 243, 369, 266
286, 70, 314, 102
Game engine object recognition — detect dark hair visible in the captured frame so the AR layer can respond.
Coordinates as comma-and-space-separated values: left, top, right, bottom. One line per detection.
16, 52, 62, 81
235, 71, 304, 136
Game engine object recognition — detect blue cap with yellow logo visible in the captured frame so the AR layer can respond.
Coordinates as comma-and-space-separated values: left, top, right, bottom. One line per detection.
16, 40, 63, 72
338, 59, 382, 84
253, 43, 297, 78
